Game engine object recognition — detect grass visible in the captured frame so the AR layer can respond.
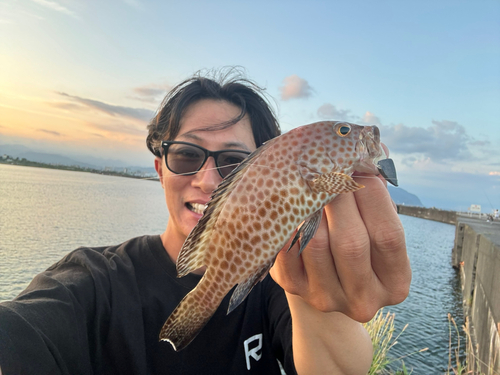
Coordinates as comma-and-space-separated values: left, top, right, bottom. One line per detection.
363, 309, 428, 374
365, 310, 497, 374
447, 313, 467, 375
446, 314, 497, 375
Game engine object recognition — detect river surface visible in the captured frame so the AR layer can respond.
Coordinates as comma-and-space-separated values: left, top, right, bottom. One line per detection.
0, 164, 465, 373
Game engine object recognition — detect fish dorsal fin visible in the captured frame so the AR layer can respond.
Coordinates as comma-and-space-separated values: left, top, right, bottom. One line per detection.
176, 140, 275, 278
310, 172, 364, 194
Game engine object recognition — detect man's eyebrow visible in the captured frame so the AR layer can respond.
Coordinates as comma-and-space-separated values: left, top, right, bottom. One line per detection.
221, 141, 252, 151
177, 132, 251, 151
177, 132, 203, 142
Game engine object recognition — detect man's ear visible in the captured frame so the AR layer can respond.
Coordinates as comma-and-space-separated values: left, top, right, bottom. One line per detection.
154, 157, 165, 188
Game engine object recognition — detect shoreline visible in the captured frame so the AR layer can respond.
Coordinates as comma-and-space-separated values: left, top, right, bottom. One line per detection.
0, 158, 159, 181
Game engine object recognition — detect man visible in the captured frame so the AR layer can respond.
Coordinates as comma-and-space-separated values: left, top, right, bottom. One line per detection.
0, 70, 410, 374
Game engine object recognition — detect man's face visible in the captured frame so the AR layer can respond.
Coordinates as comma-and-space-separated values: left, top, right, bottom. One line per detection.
155, 99, 256, 260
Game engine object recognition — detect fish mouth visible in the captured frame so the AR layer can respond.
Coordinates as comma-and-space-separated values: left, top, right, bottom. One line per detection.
186, 202, 207, 215
357, 126, 398, 186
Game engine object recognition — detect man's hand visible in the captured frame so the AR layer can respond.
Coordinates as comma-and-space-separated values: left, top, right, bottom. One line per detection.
271, 172, 410, 322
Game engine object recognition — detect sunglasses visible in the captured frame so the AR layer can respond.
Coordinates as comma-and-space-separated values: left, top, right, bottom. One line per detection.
161, 141, 251, 179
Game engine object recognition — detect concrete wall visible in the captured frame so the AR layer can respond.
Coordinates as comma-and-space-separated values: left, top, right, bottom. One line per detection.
453, 223, 500, 374
397, 205, 458, 225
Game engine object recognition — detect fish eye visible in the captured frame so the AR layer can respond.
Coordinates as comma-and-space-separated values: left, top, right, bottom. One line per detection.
336, 124, 351, 137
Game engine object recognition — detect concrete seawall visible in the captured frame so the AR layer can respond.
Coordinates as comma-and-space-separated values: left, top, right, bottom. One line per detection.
452, 218, 500, 374
397, 206, 499, 373
396, 205, 458, 225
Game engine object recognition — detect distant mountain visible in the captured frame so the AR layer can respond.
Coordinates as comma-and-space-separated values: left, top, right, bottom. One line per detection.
21, 151, 97, 169
388, 186, 423, 207
0, 144, 154, 174
0, 144, 33, 158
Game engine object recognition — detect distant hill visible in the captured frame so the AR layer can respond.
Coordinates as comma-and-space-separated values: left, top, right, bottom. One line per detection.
388, 186, 423, 207
20, 151, 97, 169
0, 144, 155, 175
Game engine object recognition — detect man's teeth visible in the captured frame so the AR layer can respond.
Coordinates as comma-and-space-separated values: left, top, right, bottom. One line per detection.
188, 203, 207, 214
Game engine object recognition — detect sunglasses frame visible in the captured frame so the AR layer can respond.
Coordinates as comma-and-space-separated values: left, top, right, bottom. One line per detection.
161, 141, 251, 178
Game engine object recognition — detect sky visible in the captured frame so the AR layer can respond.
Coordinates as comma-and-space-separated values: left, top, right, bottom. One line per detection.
0, 0, 499, 212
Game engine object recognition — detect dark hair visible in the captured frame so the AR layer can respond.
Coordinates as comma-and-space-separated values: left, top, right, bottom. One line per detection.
146, 68, 281, 157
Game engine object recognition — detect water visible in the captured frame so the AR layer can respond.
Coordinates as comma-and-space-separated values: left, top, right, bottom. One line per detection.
0, 164, 168, 300
0, 164, 465, 372
388, 215, 466, 373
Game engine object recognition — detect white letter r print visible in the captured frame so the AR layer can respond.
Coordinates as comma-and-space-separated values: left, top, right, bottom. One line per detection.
244, 334, 263, 370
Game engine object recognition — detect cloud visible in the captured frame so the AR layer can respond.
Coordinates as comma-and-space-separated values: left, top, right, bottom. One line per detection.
317, 103, 352, 121
315, 105, 382, 125
49, 101, 87, 111
469, 140, 491, 147
359, 111, 382, 125
37, 129, 61, 136
312, 101, 499, 171
380, 120, 471, 162
490, 171, 500, 176
86, 122, 146, 137
131, 83, 171, 103
57, 92, 155, 122
280, 75, 313, 100
31, 0, 76, 17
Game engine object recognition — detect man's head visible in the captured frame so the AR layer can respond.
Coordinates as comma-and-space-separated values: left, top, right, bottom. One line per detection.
146, 68, 281, 158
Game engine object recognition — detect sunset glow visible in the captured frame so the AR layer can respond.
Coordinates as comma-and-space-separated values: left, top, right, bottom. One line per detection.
1, 0, 499, 210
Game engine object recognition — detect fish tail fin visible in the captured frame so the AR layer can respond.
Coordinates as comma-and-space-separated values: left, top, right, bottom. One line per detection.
159, 274, 224, 351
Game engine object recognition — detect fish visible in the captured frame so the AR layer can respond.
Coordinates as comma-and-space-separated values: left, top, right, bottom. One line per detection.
159, 121, 398, 351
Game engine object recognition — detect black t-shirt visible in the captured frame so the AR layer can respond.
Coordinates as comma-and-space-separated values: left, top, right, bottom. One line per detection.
0, 235, 296, 374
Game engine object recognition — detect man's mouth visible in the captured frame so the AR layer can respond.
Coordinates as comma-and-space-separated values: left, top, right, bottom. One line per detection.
186, 202, 207, 215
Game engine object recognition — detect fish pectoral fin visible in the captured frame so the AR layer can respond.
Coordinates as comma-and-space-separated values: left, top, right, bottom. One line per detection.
310, 172, 364, 194
287, 209, 323, 255
227, 262, 274, 314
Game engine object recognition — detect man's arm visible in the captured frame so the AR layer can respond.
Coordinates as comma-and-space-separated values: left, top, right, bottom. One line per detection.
271, 173, 411, 374
286, 294, 373, 374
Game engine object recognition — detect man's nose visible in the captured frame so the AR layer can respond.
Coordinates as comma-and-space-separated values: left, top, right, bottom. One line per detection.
191, 156, 222, 194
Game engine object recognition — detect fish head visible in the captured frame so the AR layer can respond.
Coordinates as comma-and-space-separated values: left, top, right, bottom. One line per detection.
328, 122, 398, 186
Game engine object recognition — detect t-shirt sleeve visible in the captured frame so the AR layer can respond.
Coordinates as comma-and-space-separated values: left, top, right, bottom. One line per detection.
263, 276, 297, 375
0, 260, 97, 375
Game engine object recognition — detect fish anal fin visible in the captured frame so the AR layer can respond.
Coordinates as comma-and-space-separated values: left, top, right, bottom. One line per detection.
311, 172, 364, 194
287, 209, 323, 255
227, 261, 273, 314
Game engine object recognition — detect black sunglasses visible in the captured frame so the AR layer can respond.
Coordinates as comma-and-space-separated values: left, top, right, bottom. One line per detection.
161, 141, 251, 179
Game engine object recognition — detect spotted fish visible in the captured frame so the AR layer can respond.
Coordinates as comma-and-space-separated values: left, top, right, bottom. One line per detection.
159, 121, 398, 350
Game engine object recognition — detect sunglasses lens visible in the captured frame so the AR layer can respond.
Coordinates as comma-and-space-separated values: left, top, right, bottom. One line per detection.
217, 152, 248, 178
166, 144, 205, 175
